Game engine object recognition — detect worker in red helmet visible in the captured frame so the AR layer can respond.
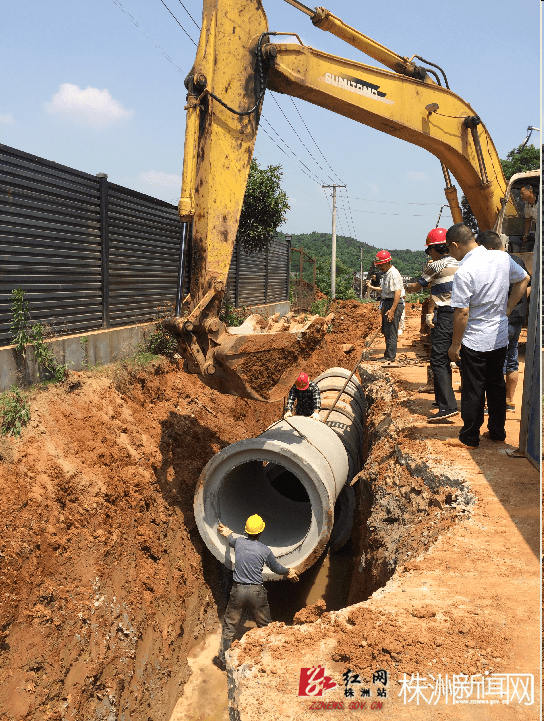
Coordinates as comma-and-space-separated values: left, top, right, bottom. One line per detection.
370, 250, 405, 366
406, 228, 460, 421
284, 372, 321, 420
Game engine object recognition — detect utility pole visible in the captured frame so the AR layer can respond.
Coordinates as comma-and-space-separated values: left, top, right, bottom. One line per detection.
322, 184, 345, 299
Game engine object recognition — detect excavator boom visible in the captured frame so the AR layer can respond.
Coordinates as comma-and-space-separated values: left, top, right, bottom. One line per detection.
167, 0, 516, 401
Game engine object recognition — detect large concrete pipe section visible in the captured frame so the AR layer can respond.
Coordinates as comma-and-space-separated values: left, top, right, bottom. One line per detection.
194, 367, 365, 578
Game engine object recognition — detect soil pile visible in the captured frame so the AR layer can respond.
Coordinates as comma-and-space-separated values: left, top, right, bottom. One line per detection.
0, 302, 379, 720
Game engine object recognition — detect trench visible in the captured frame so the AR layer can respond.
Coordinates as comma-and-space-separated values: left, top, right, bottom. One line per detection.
0, 339, 475, 721
171, 363, 473, 719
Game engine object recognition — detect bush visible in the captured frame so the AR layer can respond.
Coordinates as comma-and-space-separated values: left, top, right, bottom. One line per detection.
0, 386, 30, 436
405, 290, 429, 303
10, 289, 68, 384
310, 297, 331, 317
146, 325, 178, 357
219, 304, 251, 328
31, 323, 68, 383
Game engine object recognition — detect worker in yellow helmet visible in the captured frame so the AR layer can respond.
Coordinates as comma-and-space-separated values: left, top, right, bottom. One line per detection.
213, 514, 298, 671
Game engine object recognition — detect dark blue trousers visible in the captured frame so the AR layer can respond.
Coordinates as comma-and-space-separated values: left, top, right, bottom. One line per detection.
430, 309, 458, 412
381, 299, 404, 361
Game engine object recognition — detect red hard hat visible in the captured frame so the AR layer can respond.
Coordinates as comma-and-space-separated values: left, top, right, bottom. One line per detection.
426, 228, 447, 246
375, 250, 392, 265
295, 372, 310, 390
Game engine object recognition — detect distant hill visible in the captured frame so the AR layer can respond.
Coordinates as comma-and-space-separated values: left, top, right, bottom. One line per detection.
277, 231, 427, 284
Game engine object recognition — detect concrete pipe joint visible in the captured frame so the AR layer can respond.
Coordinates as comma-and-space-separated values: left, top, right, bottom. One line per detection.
194, 367, 366, 578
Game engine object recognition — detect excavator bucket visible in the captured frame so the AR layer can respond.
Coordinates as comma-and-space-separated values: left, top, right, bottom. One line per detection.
165, 312, 334, 402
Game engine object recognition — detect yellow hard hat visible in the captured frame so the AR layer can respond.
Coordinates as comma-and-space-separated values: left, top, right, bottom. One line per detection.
245, 514, 265, 535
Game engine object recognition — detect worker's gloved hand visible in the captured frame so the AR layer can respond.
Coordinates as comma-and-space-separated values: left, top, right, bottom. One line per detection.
425, 313, 435, 328
284, 411, 293, 419
310, 411, 321, 421
286, 568, 299, 583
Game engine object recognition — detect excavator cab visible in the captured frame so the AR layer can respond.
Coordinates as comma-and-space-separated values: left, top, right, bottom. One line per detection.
494, 170, 540, 271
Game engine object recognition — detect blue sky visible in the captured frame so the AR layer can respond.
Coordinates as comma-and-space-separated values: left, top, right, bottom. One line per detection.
1, 0, 540, 251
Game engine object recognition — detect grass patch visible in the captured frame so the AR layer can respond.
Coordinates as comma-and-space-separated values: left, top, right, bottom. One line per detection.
0, 386, 31, 437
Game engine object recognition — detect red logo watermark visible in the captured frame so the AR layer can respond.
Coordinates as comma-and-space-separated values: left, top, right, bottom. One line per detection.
299, 666, 338, 696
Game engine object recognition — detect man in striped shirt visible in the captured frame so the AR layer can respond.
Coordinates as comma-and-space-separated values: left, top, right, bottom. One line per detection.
284, 372, 321, 419
406, 228, 459, 422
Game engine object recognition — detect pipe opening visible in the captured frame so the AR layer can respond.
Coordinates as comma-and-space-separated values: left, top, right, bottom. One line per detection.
268, 466, 310, 503
216, 459, 312, 553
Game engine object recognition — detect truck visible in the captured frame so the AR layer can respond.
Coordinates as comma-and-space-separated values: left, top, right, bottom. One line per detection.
165, 0, 539, 408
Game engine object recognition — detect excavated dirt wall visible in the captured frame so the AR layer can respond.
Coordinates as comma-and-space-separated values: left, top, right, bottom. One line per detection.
0, 301, 378, 721
346, 366, 474, 604
225, 363, 522, 721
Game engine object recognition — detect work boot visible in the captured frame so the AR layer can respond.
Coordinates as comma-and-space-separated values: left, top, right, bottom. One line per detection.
418, 365, 434, 393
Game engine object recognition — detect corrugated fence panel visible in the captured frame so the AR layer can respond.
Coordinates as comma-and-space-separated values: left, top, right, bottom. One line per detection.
267, 238, 290, 303
108, 183, 185, 326
238, 245, 267, 307
0, 144, 290, 347
0, 144, 102, 345
225, 237, 289, 308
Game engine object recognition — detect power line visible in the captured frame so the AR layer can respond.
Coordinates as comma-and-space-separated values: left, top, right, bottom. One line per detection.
283, 96, 360, 241
342, 188, 359, 242
176, 0, 200, 30
111, 0, 185, 74
289, 97, 344, 184
259, 125, 322, 184
351, 195, 449, 206
260, 118, 324, 185
157, 0, 197, 46
338, 189, 358, 240
351, 208, 453, 217
270, 93, 329, 184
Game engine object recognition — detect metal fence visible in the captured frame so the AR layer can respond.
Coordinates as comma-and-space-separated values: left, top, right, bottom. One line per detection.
289, 246, 316, 312
225, 237, 290, 309
0, 144, 290, 346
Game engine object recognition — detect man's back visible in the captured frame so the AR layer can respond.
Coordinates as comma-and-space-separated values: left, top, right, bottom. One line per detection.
229, 535, 287, 585
451, 245, 525, 351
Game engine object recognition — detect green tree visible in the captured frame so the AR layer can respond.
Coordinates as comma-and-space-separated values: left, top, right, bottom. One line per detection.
461, 195, 479, 234
500, 143, 540, 181
461, 143, 540, 232
237, 159, 290, 254
315, 257, 357, 300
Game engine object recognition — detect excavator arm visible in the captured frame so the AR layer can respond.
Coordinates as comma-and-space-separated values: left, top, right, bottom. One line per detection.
266, 37, 508, 230
166, 0, 514, 401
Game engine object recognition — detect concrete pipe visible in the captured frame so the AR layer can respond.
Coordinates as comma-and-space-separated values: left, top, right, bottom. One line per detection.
314, 367, 366, 478
194, 368, 366, 578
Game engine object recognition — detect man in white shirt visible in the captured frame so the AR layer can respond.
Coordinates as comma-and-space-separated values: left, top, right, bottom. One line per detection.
371, 250, 404, 366
444, 224, 529, 449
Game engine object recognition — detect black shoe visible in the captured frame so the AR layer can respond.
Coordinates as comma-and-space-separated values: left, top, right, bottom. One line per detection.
212, 655, 226, 672
427, 409, 459, 423
432, 402, 439, 407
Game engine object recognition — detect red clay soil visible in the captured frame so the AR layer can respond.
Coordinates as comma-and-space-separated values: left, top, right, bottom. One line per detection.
0, 301, 378, 721
227, 308, 540, 721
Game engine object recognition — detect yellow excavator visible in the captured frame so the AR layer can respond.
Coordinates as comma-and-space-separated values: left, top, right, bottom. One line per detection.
165, 0, 528, 402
